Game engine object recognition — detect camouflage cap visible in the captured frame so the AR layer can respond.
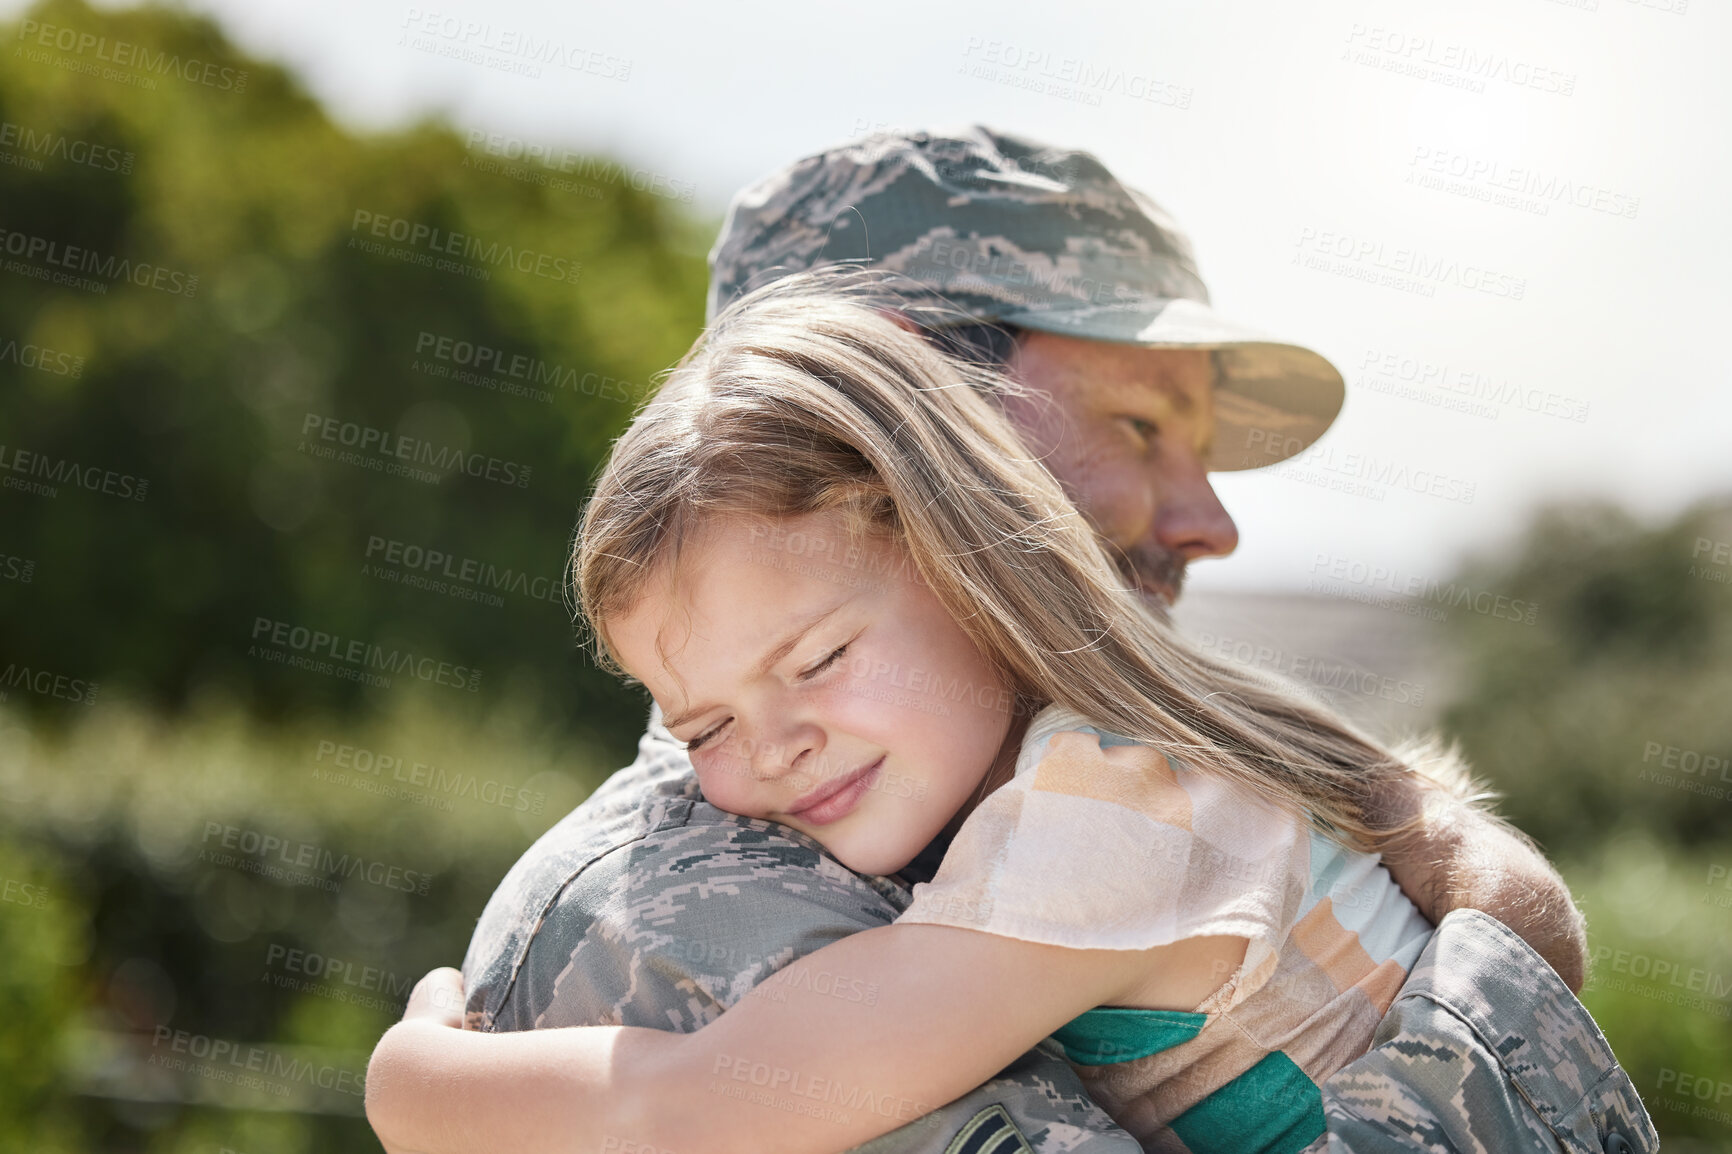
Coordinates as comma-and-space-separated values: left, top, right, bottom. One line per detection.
709, 125, 1343, 471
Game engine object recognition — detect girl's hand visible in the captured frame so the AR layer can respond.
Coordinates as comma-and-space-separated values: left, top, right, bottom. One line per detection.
367, 968, 467, 1152
403, 966, 466, 1029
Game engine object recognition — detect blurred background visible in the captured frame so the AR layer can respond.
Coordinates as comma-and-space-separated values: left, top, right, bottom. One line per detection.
0, 0, 1726, 1149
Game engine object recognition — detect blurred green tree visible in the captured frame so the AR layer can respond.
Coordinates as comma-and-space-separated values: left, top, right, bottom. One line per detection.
0, 0, 712, 761
0, 2, 708, 1146
1442, 498, 1732, 852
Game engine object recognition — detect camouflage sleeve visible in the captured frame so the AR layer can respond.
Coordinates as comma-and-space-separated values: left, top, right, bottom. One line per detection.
1318, 908, 1657, 1154
495, 812, 1139, 1150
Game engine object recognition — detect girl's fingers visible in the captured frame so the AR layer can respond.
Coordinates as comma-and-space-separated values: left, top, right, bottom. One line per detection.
403, 966, 466, 1028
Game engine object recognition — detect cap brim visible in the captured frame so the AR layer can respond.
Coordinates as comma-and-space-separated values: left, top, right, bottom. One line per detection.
996, 298, 1344, 472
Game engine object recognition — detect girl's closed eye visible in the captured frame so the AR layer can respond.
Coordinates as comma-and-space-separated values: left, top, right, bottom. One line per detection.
684, 719, 729, 753
683, 642, 854, 752
799, 642, 851, 681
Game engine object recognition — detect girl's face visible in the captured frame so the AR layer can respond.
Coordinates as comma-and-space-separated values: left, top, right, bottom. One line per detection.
607, 509, 1019, 876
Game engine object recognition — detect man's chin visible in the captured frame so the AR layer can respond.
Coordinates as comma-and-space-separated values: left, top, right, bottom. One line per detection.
1131, 567, 1185, 613
1136, 577, 1180, 610
1117, 548, 1186, 611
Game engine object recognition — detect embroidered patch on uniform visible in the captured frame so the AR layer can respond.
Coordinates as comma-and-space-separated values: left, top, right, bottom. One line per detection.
943, 1103, 1034, 1154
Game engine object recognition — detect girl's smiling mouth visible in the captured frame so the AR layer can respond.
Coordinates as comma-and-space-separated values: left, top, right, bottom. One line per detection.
786, 756, 885, 825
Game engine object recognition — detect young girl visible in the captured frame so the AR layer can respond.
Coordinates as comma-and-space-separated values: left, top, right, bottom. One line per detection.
366, 269, 1472, 1154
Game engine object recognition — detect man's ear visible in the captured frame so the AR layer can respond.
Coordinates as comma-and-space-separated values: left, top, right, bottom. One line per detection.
874, 307, 924, 336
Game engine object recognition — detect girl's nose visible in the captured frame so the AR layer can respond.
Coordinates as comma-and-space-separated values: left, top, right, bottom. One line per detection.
745, 720, 823, 784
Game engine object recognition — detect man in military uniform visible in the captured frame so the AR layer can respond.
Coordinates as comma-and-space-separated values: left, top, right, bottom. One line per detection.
453, 127, 1655, 1153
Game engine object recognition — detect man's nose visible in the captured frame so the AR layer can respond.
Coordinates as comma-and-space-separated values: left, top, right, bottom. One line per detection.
1150, 449, 1240, 561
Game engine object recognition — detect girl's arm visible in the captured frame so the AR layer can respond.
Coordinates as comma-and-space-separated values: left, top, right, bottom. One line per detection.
368, 925, 1239, 1154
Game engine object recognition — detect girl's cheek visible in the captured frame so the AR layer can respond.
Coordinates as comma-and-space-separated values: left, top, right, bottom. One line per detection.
823, 656, 907, 733
692, 749, 758, 815
829, 634, 941, 720
840, 647, 881, 686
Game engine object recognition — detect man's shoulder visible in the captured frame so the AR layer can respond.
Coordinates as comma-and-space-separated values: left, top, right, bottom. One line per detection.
461, 721, 910, 1030
461, 730, 701, 973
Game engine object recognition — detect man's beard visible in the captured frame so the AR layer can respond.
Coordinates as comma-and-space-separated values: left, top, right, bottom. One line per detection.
1116, 542, 1187, 614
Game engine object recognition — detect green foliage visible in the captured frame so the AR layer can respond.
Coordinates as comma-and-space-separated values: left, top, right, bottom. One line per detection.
1441, 499, 1732, 853
0, 0, 709, 758
1568, 836, 1732, 1150
0, 692, 611, 1150
0, 834, 86, 1151
0, 2, 711, 1144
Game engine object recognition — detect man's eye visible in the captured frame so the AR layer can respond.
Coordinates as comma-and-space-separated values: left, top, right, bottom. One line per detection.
799, 644, 849, 681
685, 719, 729, 752
1121, 416, 1159, 443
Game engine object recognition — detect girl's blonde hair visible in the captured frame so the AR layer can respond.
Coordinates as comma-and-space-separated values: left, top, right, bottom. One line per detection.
576, 268, 1490, 851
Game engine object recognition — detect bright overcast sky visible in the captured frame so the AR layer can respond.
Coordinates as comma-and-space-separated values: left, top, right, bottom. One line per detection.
33, 0, 1732, 591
